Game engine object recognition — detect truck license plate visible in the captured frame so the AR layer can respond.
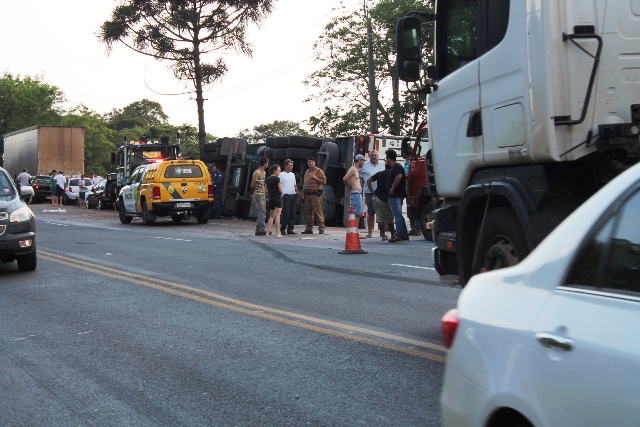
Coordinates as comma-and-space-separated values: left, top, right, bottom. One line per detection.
176, 202, 192, 208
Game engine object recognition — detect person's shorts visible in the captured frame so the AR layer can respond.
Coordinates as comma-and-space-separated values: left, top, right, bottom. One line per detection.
350, 192, 363, 216
373, 196, 394, 224
56, 185, 65, 197
364, 192, 375, 216
268, 197, 283, 210
79, 191, 85, 200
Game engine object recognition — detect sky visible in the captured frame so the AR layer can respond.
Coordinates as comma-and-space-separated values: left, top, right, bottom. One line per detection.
0, 0, 360, 138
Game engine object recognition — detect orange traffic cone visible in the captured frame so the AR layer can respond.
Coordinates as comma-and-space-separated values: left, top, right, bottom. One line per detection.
339, 205, 368, 255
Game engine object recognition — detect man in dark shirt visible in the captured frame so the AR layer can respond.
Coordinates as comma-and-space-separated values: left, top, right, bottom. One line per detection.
367, 160, 395, 241
385, 149, 408, 243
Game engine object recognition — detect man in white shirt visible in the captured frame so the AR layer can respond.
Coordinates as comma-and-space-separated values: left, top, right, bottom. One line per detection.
279, 159, 299, 235
360, 150, 385, 238
54, 171, 67, 207
17, 168, 31, 187
91, 172, 102, 186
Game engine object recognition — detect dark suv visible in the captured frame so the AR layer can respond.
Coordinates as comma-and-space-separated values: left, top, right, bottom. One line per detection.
0, 167, 37, 271
30, 175, 53, 203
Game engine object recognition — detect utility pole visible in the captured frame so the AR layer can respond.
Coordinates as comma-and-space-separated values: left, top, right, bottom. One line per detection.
365, 0, 378, 134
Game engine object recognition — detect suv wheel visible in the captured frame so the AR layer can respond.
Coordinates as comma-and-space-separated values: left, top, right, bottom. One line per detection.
119, 202, 133, 224
16, 249, 37, 272
142, 203, 154, 226
196, 209, 209, 224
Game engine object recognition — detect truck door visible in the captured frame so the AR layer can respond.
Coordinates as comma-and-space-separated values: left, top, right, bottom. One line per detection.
428, 0, 483, 198
123, 166, 144, 214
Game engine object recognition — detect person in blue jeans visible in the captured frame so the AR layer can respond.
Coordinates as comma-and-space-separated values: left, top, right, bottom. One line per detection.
385, 149, 408, 243
210, 163, 223, 219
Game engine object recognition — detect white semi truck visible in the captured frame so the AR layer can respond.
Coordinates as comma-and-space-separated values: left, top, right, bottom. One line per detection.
396, 0, 640, 285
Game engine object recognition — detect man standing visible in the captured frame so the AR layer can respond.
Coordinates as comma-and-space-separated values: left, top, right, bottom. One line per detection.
91, 172, 102, 186
301, 156, 327, 234
78, 174, 87, 208
54, 170, 67, 207
50, 170, 57, 206
250, 156, 269, 235
343, 154, 366, 226
17, 168, 31, 187
279, 159, 299, 235
367, 160, 395, 241
210, 163, 223, 219
360, 150, 385, 238
385, 150, 408, 243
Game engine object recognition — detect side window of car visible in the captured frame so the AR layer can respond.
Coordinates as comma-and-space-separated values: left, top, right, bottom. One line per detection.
566, 189, 640, 296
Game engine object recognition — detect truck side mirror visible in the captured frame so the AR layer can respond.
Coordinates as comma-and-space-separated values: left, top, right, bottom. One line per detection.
396, 17, 422, 82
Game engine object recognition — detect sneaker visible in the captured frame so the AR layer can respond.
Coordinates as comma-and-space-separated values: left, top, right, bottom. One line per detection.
255, 231, 266, 236
402, 235, 410, 241
319, 230, 325, 234
280, 230, 287, 235
287, 231, 297, 235
301, 230, 313, 234
388, 237, 404, 243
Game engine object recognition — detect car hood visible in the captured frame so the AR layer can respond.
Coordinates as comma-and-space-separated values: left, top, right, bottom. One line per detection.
0, 195, 25, 213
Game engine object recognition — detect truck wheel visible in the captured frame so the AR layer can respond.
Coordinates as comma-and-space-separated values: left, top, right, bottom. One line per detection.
141, 203, 154, 226
471, 207, 529, 276
421, 202, 434, 241
196, 209, 209, 224
17, 249, 37, 272
119, 202, 132, 224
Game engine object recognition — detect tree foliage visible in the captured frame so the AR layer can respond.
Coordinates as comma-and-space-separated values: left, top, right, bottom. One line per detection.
238, 120, 310, 144
99, 0, 274, 148
0, 72, 65, 155
104, 99, 169, 130
305, 0, 434, 136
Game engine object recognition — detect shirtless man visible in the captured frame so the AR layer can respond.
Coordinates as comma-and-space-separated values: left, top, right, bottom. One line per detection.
343, 154, 366, 224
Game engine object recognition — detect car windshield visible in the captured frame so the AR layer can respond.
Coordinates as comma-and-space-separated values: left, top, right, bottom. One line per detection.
0, 173, 17, 197
164, 165, 204, 178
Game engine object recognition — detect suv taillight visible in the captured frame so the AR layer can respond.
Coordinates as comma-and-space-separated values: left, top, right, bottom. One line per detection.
153, 186, 161, 200
441, 309, 459, 349
208, 184, 213, 198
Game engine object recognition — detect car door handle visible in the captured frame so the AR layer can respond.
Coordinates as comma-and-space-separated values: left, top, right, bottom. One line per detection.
535, 333, 574, 351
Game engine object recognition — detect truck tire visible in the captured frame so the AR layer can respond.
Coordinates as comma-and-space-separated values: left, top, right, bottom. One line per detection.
202, 143, 218, 153
288, 136, 323, 149
274, 137, 289, 148
265, 137, 276, 147
119, 202, 133, 224
17, 248, 37, 272
471, 207, 529, 276
286, 147, 317, 160
317, 141, 339, 168
274, 148, 287, 159
196, 209, 210, 224
256, 146, 267, 157
265, 147, 275, 159
421, 202, 434, 241
141, 202, 154, 226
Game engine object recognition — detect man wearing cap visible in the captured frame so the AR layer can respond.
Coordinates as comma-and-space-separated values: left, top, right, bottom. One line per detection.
385, 149, 409, 242
210, 163, 223, 219
301, 156, 327, 234
343, 154, 366, 226
279, 159, 299, 235
359, 150, 385, 238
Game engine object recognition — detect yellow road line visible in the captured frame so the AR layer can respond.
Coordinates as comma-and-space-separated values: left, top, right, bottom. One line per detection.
39, 250, 446, 363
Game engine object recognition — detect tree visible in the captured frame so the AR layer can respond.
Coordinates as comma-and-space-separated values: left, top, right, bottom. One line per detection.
0, 72, 65, 156
238, 120, 310, 144
60, 105, 115, 177
105, 99, 169, 130
305, 0, 434, 136
99, 0, 274, 150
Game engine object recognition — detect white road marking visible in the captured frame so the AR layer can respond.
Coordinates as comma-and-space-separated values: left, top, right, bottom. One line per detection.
391, 263, 436, 271
152, 237, 192, 242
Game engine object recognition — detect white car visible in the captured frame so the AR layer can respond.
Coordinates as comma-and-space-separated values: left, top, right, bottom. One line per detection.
64, 177, 93, 204
441, 161, 640, 427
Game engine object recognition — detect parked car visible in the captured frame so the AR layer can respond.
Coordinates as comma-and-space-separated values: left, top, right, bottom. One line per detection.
440, 161, 640, 427
64, 177, 93, 205
86, 178, 117, 210
0, 167, 37, 271
29, 175, 53, 203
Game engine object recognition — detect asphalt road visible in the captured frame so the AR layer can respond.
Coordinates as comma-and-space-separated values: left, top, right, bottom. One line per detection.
0, 205, 461, 426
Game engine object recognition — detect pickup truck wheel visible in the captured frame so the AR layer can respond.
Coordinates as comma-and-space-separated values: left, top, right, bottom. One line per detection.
471, 207, 529, 276
421, 202, 434, 241
141, 203, 154, 226
119, 202, 132, 224
196, 209, 209, 224
17, 249, 37, 272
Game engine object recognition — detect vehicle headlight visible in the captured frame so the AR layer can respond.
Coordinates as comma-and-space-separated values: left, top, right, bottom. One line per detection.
10, 206, 33, 223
